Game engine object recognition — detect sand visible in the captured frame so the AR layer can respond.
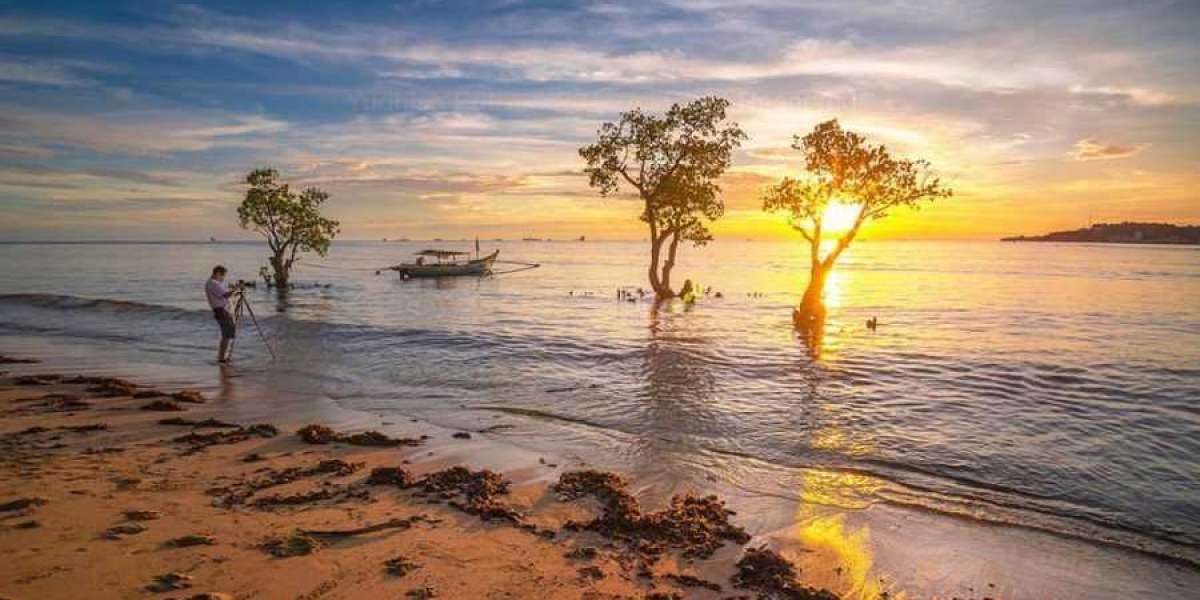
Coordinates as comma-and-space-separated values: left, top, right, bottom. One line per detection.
0, 369, 837, 600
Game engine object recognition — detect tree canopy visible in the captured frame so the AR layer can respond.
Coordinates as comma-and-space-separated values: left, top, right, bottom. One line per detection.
763, 119, 951, 270
580, 96, 746, 297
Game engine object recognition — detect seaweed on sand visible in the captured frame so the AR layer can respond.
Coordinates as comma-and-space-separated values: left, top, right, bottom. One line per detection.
262, 531, 321, 557
663, 573, 722, 592
553, 470, 750, 559
86, 378, 138, 397
301, 516, 425, 539
416, 466, 521, 523
146, 572, 192, 592
141, 399, 185, 412
251, 484, 370, 509
296, 424, 423, 447
172, 424, 278, 452
158, 417, 239, 428
385, 555, 421, 577
365, 466, 414, 487
171, 390, 206, 403
164, 534, 216, 548
211, 459, 364, 508
14, 374, 61, 385
731, 546, 840, 600
0, 497, 48, 512
12, 393, 91, 413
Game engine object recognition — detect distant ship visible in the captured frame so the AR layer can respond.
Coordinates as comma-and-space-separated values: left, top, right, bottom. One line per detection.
578, 235, 586, 242
209, 237, 217, 243
522, 237, 543, 242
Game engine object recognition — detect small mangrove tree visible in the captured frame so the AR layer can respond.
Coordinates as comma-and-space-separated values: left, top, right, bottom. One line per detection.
763, 120, 951, 326
580, 96, 746, 299
238, 168, 340, 288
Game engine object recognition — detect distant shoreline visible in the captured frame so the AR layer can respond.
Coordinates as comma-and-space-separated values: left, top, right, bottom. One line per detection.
1002, 222, 1200, 245
1003, 238, 1200, 246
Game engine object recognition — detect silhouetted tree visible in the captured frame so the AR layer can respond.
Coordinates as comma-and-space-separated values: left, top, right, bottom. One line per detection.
580, 97, 746, 299
763, 120, 951, 326
237, 168, 339, 288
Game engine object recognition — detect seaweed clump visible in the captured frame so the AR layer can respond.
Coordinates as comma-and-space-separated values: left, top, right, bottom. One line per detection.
262, 531, 321, 557
172, 424, 278, 452
366, 466, 414, 487
384, 555, 421, 577
731, 546, 840, 600
211, 459, 363, 507
86, 378, 138, 397
14, 374, 61, 385
553, 470, 750, 559
417, 466, 521, 523
297, 424, 423, 447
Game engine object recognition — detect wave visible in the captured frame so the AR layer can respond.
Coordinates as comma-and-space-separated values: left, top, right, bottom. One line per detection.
0, 292, 198, 317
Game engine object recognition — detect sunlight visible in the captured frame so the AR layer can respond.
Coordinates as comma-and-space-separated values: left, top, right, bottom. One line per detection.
822, 201, 863, 235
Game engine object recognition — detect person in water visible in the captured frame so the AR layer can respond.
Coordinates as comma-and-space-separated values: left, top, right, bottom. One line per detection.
205, 265, 240, 363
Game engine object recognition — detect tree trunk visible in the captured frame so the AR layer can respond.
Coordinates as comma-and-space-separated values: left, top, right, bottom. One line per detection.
647, 234, 663, 296
657, 232, 681, 299
794, 263, 827, 327
270, 251, 289, 288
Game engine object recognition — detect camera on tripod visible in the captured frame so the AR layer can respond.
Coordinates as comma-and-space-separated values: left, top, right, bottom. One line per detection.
226, 279, 275, 360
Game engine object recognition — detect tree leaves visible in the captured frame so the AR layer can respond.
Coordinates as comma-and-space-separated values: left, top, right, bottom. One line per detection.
762, 119, 951, 268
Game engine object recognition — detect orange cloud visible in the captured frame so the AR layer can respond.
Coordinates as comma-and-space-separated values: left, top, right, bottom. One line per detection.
1070, 139, 1148, 161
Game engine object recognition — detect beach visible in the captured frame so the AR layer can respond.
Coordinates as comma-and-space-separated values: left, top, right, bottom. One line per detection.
2, 240, 1199, 599
0, 369, 794, 600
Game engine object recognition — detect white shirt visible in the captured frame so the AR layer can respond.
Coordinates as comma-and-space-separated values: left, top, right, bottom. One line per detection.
206, 278, 228, 310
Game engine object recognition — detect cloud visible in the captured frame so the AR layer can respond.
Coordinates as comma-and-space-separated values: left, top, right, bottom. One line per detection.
1070, 139, 1149, 161
0, 107, 288, 156
0, 58, 89, 86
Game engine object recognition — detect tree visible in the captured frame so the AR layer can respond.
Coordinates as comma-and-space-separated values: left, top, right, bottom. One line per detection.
580, 97, 746, 299
237, 168, 340, 288
763, 120, 951, 326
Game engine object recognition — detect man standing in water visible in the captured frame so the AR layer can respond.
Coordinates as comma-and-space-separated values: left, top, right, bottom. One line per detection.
205, 265, 239, 363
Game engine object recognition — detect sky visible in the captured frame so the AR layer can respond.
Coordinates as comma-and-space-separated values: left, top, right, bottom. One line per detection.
0, 0, 1197, 241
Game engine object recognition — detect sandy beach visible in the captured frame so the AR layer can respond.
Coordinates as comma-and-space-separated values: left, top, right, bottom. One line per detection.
0, 359, 848, 600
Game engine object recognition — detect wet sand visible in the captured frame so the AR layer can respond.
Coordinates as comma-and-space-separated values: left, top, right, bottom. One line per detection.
0, 363, 837, 600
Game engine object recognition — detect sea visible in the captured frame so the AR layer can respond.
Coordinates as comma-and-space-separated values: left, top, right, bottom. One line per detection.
1, 239, 1197, 598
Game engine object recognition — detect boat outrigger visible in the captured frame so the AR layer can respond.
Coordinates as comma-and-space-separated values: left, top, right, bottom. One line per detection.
383, 249, 499, 279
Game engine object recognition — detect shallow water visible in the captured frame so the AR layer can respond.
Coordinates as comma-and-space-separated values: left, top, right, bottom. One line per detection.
1, 239, 1198, 575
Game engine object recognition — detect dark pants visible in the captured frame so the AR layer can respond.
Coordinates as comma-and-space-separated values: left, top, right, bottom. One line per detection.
213, 307, 236, 339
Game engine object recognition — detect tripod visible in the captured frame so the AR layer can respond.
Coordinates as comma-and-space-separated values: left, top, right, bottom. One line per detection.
228, 287, 277, 361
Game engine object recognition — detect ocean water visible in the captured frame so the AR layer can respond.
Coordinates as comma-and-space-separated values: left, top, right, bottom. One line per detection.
1, 239, 1198, 573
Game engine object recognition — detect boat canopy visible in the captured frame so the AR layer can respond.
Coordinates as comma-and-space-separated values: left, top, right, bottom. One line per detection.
415, 249, 471, 258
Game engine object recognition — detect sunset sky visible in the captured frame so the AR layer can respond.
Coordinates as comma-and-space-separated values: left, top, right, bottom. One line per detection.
1, 1, 1197, 241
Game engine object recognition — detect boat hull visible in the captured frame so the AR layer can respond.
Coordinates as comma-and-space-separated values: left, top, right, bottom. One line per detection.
390, 250, 498, 278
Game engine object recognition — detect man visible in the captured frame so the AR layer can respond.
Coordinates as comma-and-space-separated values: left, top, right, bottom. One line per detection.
205, 265, 239, 363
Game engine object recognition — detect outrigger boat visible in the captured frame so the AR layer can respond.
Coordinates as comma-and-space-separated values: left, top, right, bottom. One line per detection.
384, 249, 499, 279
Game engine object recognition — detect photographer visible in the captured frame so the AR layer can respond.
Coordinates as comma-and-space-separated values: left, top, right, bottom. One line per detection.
205, 265, 241, 363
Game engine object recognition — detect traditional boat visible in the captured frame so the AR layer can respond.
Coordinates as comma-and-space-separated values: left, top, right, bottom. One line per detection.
384, 249, 498, 279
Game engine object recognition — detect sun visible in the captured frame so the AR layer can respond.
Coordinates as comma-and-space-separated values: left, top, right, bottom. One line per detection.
821, 201, 862, 235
